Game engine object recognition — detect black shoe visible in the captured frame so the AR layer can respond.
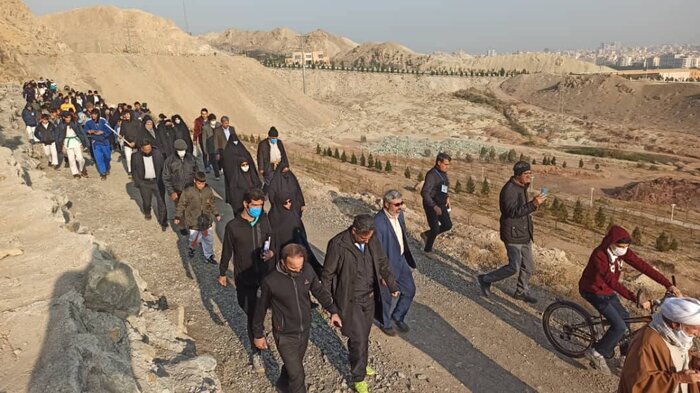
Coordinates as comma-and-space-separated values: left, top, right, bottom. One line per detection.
513, 292, 538, 304
420, 230, 429, 245
100, 175, 107, 180
477, 274, 491, 297
144, 213, 152, 220
206, 256, 218, 265
187, 248, 195, 258
394, 320, 410, 333
81, 169, 88, 178
73, 174, 81, 179
379, 325, 396, 337
161, 225, 168, 232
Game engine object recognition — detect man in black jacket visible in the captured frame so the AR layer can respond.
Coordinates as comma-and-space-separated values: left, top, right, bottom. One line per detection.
257, 127, 289, 189
478, 161, 546, 304
163, 139, 198, 204
419, 152, 453, 253
322, 214, 398, 393
120, 110, 141, 177
131, 140, 168, 230
218, 188, 275, 372
253, 244, 342, 393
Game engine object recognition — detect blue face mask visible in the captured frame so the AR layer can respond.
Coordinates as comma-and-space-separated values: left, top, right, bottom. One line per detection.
270, 138, 278, 144
248, 206, 263, 218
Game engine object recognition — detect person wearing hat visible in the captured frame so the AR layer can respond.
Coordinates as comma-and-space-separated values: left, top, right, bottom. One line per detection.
478, 161, 546, 304
55, 111, 88, 179
578, 224, 682, 374
257, 126, 289, 188
163, 139, 199, 209
175, 171, 221, 264
619, 297, 699, 393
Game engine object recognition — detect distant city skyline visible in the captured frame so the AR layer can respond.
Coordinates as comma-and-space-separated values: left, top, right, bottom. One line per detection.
25, 0, 700, 54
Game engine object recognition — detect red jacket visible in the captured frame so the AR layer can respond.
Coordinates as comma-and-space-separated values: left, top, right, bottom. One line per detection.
193, 116, 205, 140
578, 225, 671, 302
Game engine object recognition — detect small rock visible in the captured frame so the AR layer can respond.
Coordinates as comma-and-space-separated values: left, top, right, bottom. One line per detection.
0, 248, 23, 260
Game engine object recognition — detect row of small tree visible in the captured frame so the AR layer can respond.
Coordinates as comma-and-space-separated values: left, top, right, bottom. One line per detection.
316, 144, 392, 172
262, 60, 529, 78
544, 198, 680, 251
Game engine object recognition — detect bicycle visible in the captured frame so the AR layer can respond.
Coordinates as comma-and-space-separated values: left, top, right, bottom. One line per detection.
542, 279, 676, 359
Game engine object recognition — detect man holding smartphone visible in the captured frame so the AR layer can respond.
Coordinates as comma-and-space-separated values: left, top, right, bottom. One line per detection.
253, 244, 342, 393
478, 161, 546, 304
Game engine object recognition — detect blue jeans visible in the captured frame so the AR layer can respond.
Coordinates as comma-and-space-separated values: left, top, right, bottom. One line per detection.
580, 291, 629, 358
379, 256, 416, 328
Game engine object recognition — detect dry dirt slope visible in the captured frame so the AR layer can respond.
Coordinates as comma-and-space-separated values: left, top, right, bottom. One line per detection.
205, 27, 359, 58
42, 5, 213, 55
0, 0, 68, 82
23, 53, 336, 133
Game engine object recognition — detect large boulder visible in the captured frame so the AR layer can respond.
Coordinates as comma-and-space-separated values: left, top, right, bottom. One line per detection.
83, 251, 141, 318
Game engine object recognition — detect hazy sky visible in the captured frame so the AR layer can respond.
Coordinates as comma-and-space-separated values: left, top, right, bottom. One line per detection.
26, 0, 700, 54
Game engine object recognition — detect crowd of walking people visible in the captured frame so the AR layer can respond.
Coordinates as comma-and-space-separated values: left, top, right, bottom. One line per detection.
20, 78, 700, 393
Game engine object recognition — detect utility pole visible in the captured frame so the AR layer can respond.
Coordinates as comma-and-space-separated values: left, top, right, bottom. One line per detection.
300, 35, 307, 95
671, 203, 676, 222
182, 0, 190, 35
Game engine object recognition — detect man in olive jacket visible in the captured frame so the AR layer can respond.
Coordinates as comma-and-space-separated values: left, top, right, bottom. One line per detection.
174, 172, 221, 264
321, 214, 398, 393
478, 161, 546, 304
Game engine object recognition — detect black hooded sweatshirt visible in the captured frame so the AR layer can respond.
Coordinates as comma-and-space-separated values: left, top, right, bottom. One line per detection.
219, 213, 275, 288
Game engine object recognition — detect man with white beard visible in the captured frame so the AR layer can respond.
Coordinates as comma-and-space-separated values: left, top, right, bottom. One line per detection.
619, 297, 700, 393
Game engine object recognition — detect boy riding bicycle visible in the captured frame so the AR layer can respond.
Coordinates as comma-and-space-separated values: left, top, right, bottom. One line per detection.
578, 225, 682, 374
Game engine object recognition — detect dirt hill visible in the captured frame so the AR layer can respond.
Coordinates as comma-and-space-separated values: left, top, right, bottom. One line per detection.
41, 6, 213, 55
332, 42, 423, 69
606, 177, 700, 208
501, 73, 700, 137
25, 5, 335, 133
333, 43, 610, 74
0, 0, 67, 82
205, 27, 358, 58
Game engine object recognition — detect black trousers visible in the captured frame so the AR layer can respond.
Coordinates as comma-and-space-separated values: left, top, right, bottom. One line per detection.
345, 296, 375, 382
211, 150, 221, 178
236, 286, 259, 354
274, 330, 310, 393
423, 203, 452, 252
138, 179, 166, 225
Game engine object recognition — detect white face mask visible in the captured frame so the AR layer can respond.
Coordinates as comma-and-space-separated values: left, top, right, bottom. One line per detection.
175, 118, 181, 124
210, 121, 216, 127
241, 165, 250, 173
177, 150, 186, 159
611, 246, 628, 257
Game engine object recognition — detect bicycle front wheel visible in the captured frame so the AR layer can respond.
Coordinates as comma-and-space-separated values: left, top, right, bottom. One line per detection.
542, 300, 596, 358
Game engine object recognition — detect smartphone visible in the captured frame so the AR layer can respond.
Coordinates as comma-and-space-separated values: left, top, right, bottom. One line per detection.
540, 187, 549, 196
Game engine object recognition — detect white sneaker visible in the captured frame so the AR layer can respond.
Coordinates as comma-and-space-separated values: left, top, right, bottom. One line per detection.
584, 348, 611, 375
251, 352, 265, 373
